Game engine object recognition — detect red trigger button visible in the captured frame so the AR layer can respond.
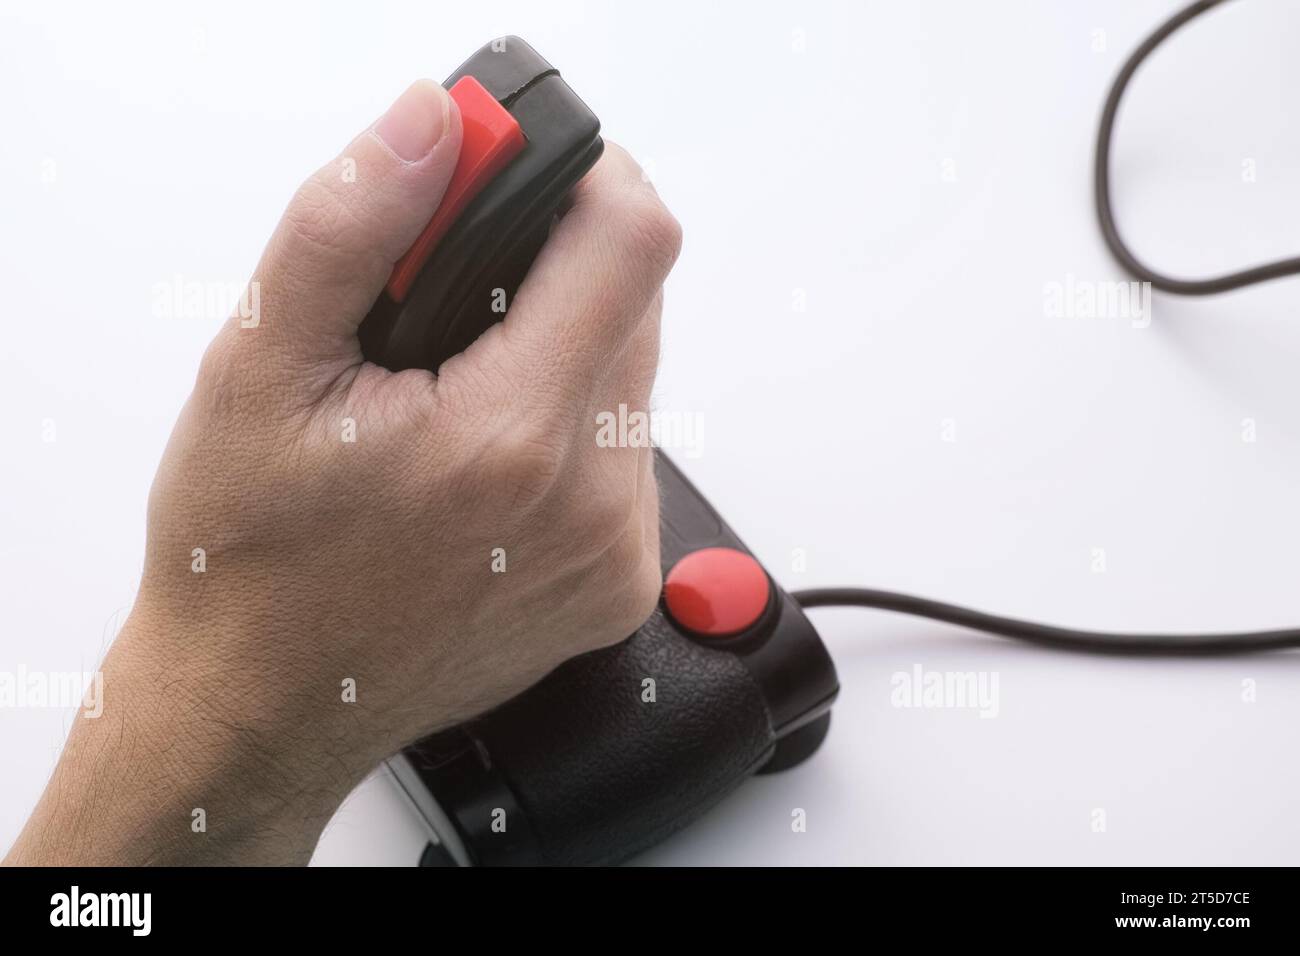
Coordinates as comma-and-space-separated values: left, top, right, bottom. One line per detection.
385, 75, 527, 303
663, 548, 772, 639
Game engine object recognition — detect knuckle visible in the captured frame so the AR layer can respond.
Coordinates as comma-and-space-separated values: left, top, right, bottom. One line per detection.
610, 191, 683, 274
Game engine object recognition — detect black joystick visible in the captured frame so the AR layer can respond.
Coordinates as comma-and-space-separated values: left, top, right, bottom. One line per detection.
360, 37, 839, 866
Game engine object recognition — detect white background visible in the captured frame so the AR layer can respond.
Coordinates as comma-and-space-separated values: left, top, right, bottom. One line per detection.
3, 0, 1300, 866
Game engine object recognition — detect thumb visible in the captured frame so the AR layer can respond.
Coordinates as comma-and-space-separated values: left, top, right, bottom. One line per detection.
240, 80, 462, 366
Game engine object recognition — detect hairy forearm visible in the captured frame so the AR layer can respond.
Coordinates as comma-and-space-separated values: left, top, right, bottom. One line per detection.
4, 609, 361, 866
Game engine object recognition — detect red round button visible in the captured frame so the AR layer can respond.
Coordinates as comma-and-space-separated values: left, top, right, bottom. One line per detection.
663, 547, 771, 639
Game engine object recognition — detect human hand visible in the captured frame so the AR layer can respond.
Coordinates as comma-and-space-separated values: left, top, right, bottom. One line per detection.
6, 78, 680, 865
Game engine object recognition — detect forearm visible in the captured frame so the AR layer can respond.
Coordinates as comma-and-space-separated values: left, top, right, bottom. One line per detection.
4, 609, 360, 867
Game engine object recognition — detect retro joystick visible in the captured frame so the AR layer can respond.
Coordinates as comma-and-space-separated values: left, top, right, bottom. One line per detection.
360, 38, 840, 866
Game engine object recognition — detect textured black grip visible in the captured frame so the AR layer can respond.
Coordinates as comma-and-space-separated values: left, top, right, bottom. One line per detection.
463, 611, 776, 865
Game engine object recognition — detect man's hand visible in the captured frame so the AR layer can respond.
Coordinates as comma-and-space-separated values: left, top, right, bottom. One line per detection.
5, 79, 680, 865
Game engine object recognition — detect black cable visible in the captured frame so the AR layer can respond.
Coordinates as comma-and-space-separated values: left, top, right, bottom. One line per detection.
795, 3, 1300, 656
792, 588, 1300, 656
1095, 0, 1300, 294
